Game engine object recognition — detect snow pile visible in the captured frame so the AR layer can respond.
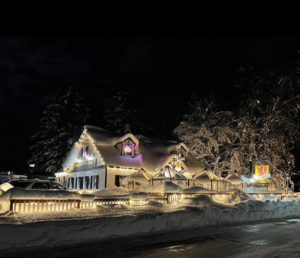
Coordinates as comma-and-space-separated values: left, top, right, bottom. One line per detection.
0, 182, 14, 192
183, 186, 216, 193
0, 188, 94, 207
242, 186, 284, 194
94, 187, 129, 197
1, 193, 300, 250
131, 193, 148, 200
260, 195, 279, 202
130, 182, 182, 193
227, 188, 255, 203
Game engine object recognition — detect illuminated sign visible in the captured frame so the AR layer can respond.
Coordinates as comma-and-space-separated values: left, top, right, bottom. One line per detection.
254, 165, 270, 180
123, 145, 133, 156
73, 159, 96, 169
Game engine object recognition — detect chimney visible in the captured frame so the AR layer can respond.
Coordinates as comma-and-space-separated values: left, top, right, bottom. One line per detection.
124, 124, 131, 134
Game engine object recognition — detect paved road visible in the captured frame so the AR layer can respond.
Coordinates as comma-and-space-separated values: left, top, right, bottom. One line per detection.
2, 218, 300, 258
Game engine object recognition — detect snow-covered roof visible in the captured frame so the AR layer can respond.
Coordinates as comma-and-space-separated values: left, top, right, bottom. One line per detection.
152, 166, 187, 180
225, 173, 250, 185
122, 168, 153, 184
192, 170, 222, 183
83, 125, 204, 173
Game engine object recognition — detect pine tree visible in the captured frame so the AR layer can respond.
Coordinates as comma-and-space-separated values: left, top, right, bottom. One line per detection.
28, 86, 89, 174
104, 90, 143, 134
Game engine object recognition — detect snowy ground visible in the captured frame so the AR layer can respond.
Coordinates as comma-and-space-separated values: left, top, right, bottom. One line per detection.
1, 187, 300, 252
2, 218, 300, 258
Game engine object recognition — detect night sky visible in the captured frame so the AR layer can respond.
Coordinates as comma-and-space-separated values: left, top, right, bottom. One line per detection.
2, 37, 300, 172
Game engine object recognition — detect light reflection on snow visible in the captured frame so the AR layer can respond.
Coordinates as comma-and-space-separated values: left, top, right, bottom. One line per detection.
286, 219, 300, 223
249, 239, 268, 246
244, 225, 260, 232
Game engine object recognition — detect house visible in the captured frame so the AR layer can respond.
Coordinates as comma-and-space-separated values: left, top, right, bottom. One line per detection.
55, 125, 205, 190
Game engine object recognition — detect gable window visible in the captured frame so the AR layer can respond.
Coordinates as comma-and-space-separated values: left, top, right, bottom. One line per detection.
122, 138, 135, 157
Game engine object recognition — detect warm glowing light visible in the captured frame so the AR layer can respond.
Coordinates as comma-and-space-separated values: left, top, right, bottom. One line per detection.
175, 162, 182, 172
124, 145, 133, 155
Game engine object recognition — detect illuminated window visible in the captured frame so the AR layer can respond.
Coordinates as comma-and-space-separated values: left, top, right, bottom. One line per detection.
82, 146, 88, 158
123, 145, 133, 155
122, 138, 135, 157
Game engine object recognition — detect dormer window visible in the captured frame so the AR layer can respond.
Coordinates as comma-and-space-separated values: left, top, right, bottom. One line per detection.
122, 138, 135, 157
177, 146, 186, 161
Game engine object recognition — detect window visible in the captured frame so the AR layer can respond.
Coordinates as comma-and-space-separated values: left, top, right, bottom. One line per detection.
78, 177, 83, 189
82, 146, 88, 158
92, 175, 99, 189
68, 178, 74, 189
31, 182, 49, 189
84, 176, 89, 189
122, 138, 135, 157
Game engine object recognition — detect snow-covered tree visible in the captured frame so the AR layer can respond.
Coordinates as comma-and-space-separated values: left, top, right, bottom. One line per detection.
28, 86, 89, 174
174, 96, 240, 176
176, 53, 300, 190
104, 90, 143, 134
234, 58, 300, 190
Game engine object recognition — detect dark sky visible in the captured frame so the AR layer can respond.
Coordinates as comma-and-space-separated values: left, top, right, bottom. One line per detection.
2, 37, 300, 137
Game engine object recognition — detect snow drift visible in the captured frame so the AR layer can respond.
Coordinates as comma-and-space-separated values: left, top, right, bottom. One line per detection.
0, 188, 300, 251
0, 188, 95, 211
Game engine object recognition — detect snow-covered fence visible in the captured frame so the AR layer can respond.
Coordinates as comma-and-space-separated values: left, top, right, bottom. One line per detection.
10, 199, 81, 213
92, 198, 130, 206
165, 193, 182, 203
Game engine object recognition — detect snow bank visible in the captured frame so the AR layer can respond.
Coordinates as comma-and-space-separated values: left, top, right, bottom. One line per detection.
130, 182, 182, 193
94, 187, 129, 197
1, 191, 300, 251
1, 194, 300, 251
183, 186, 216, 193
227, 188, 255, 203
0, 182, 14, 192
0, 188, 94, 204
242, 186, 284, 194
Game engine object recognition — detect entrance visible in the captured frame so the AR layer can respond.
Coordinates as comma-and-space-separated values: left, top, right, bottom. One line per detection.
115, 175, 126, 187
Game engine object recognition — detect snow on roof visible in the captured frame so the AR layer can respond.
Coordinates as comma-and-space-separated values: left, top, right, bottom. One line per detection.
183, 186, 216, 193
84, 125, 139, 146
83, 125, 204, 173
225, 173, 250, 185
122, 168, 153, 185
192, 170, 221, 183
152, 166, 186, 180
0, 188, 95, 202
